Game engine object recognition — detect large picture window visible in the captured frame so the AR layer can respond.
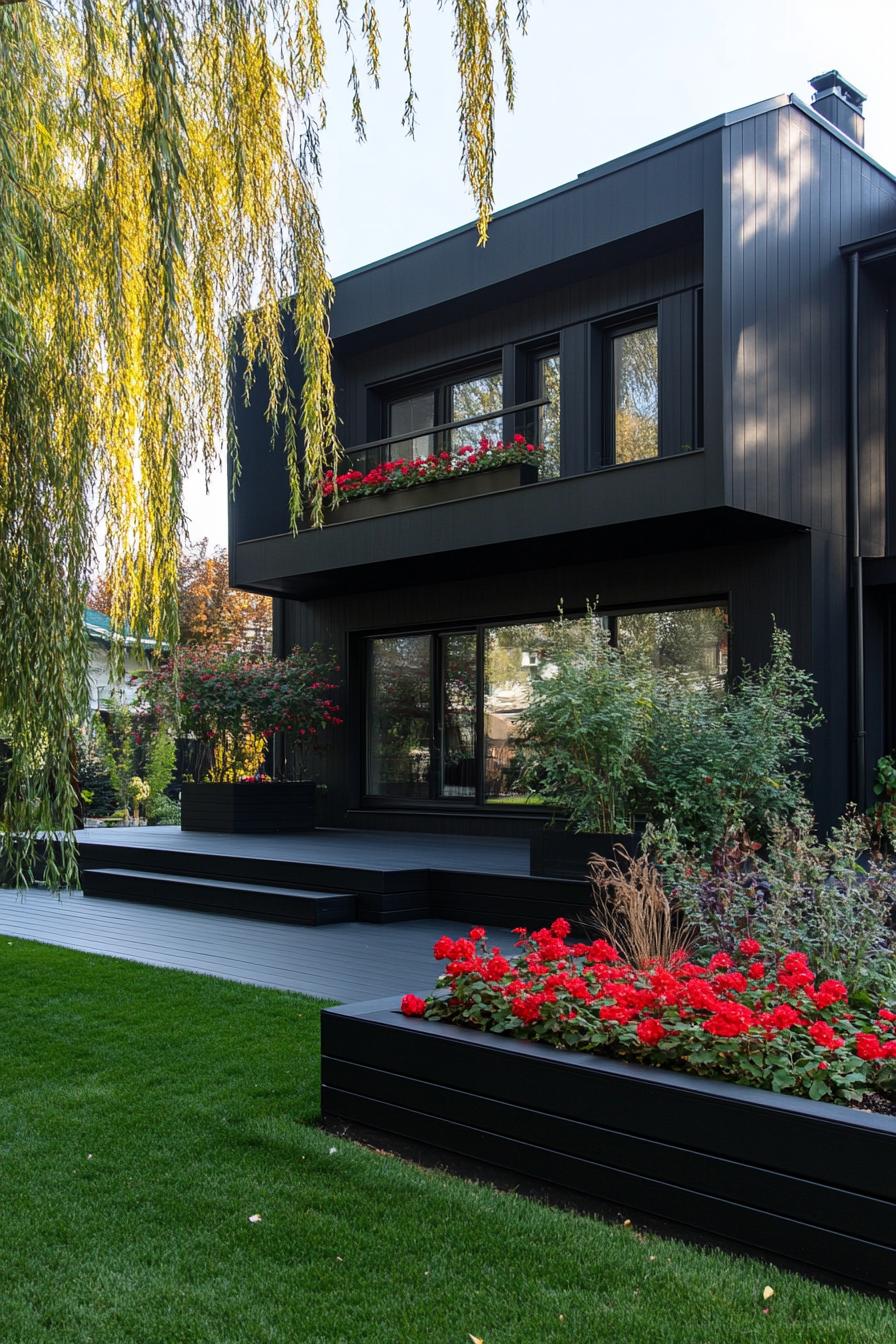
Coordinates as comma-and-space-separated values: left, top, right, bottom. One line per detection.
364, 604, 728, 804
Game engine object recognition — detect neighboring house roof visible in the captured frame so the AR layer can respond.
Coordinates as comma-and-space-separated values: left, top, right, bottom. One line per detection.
83, 607, 160, 652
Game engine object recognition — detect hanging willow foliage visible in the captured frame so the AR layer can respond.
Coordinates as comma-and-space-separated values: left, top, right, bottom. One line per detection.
0, 0, 528, 886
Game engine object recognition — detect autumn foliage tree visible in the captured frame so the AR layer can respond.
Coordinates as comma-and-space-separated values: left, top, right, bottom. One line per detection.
92, 542, 272, 651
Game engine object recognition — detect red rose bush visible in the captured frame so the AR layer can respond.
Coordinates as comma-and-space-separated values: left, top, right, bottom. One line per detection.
322, 434, 545, 502
404, 921, 896, 1107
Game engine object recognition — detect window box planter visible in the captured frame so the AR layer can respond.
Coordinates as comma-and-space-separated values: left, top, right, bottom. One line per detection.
321, 999, 896, 1293
180, 781, 316, 834
327, 462, 538, 523
530, 827, 643, 879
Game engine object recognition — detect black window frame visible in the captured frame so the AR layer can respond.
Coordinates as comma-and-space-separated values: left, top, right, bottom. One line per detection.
601, 307, 661, 467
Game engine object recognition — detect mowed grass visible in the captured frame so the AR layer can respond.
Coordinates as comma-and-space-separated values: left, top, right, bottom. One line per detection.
1, 940, 892, 1344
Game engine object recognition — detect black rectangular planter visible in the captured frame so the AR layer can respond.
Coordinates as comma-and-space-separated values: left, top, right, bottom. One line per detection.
530, 828, 640, 879
321, 999, 896, 1293
180, 781, 316, 833
326, 462, 538, 522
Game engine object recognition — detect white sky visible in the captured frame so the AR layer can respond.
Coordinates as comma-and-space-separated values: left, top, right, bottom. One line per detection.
183, 0, 896, 547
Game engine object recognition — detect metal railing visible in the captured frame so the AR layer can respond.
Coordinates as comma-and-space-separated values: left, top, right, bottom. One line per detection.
343, 397, 548, 475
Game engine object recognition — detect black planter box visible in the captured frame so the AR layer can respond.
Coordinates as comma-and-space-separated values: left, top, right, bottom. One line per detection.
327, 462, 538, 522
321, 999, 896, 1293
530, 828, 640, 879
180, 781, 316, 833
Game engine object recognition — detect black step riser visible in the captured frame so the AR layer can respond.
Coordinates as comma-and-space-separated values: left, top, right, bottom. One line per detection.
82, 870, 355, 926
79, 843, 424, 895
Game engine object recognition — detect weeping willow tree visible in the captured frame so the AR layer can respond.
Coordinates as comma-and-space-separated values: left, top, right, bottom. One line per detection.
0, 0, 528, 885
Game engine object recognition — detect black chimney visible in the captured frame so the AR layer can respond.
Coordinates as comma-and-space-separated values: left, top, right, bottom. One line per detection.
809, 70, 866, 147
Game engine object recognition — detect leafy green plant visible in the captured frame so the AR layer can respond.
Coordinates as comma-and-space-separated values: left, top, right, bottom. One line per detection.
93, 700, 140, 820
671, 808, 896, 1001
145, 794, 181, 826
645, 625, 821, 852
871, 753, 896, 853
515, 604, 655, 833
74, 722, 118, 817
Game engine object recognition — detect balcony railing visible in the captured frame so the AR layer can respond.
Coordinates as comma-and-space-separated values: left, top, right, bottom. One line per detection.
343, 397, 549, 476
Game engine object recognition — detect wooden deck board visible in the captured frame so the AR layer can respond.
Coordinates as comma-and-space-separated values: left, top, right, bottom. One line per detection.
0, 887, 468, 1001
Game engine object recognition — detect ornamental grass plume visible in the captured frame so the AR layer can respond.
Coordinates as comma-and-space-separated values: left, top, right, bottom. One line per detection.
589, 848, 694, 967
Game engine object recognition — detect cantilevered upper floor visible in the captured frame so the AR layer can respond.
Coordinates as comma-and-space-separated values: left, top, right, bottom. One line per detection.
229, 75, 896, 599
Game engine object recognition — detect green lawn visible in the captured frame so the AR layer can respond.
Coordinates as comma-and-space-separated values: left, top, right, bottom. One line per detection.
1, 940, 891, 1344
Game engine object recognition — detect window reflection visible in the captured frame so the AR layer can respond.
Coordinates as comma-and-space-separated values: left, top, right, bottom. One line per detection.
535, 352, 561, 479
388, 390, 436, 459
439, 632, 477, 798
450, 371, 503, 454
367, 635, 431, 797
614, 325, 659, 463
616, 606, 729, 687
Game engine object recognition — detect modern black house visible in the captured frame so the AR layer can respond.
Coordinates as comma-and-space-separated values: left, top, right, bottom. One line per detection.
229, 71, 896, 841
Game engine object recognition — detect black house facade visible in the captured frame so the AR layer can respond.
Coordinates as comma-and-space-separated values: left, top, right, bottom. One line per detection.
229, 74, 896, 837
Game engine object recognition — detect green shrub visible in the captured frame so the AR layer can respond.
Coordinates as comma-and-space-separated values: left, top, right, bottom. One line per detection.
515, 605, 654, 832
145, 794, 181, 826
643, 625, 821, 852
516, 609, 820, 851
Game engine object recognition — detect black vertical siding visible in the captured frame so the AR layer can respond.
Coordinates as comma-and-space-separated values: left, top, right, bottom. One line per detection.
723, 105, 896, 534
659, 290, 697, 455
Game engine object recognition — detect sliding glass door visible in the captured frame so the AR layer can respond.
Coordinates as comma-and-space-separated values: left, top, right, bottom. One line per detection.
366, 630, 478, 802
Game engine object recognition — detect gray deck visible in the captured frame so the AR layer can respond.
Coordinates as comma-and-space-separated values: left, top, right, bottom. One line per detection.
0, 886, 471, 1001
77, 825, 531, 874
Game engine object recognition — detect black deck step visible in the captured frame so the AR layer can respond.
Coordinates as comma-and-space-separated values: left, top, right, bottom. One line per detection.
81, 867, 355, 926
77, 839, 428, 895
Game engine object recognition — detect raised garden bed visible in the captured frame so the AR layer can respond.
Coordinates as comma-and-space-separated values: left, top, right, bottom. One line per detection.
321, 998, 896, 1294
326, 462, 538, 522
180, 781, 315, 833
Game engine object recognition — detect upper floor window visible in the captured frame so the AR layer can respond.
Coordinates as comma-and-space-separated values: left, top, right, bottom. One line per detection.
533, 349, 560, 479
609, 317, 659, 464
385, 361, 503, 462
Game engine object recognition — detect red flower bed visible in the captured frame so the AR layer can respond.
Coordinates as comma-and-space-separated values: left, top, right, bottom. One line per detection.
322, 434, 544, 501
404, 922, 896, 1107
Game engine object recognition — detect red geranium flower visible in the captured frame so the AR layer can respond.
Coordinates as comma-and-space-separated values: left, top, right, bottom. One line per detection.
637, 1018, 667, 1046
808, 1021, 844, 1050
400, 994, 426, 1017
